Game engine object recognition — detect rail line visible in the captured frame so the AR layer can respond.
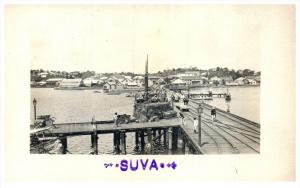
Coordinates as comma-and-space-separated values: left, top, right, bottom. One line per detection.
183, 106, 260, 154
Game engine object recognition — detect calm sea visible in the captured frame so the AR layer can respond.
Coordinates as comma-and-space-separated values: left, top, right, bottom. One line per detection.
31, 86, 260, 154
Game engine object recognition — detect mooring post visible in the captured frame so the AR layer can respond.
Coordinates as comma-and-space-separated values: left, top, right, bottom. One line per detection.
60, 136, 67, 154
163, 128, 167, 147
198, 105, 203, 146
140, 130, 145, 151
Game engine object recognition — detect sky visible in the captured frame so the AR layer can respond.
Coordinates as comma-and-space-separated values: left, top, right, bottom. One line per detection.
5, 5, 295, 73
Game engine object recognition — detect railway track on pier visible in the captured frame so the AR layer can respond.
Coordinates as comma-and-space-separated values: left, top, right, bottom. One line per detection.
175, 100, 260, 154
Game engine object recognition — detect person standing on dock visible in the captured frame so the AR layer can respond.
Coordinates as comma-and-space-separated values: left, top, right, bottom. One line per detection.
193, 117, 198, 133
211, 107, 216, 122
114, 112, 119, 127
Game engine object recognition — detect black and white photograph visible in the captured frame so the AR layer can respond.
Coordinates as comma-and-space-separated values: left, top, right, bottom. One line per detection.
1, 1, 297, 183
28, 5, 261, 155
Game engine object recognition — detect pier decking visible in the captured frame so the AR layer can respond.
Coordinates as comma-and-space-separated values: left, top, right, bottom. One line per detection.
41, 118, 180, 136
178, 99, 260, 154
32, 99, 260, 155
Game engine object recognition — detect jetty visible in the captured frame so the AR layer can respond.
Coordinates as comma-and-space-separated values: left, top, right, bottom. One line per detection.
30, 55, 259, 155
31, 99, 260, 155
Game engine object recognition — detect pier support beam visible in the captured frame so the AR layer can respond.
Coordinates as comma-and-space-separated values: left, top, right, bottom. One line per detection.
153, 129, 156, 137
168, 128, 172, 150
158, 129, 161, 143
120, 131, 126, 155
92, 133, 98, 155
163, 129, 167, 147
60, 136, 67, 154
140, 130, 145, 152
91, 134, 94, 148
172, 127, 178, 151
182, 137, 186, 154
113, 132, 121, 154
147, 128, 152, 153
134, 131, 139, 151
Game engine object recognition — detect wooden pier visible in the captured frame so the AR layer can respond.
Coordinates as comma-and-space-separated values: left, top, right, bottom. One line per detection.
31, 99, 260, 155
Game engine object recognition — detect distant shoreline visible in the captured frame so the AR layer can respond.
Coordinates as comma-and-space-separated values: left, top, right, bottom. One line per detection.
30, 84, 260, 90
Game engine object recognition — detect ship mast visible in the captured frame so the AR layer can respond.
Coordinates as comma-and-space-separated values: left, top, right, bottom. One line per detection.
145, 54, 149, 101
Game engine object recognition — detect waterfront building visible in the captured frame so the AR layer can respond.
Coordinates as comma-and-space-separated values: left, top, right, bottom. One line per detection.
46, 78, 63, 87
59, 78, 83, 88
171, 78, 186, 85
133, 75, 144, 87
181, 76, 206, 86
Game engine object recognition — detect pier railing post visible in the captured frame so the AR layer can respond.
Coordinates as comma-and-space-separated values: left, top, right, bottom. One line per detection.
198, 105, 203, 146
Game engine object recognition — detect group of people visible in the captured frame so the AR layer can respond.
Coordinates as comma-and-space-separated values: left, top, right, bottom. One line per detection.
179, 106, 217, 134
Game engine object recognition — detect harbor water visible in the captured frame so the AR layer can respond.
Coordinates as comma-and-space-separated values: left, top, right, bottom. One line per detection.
31, 86, 260, 154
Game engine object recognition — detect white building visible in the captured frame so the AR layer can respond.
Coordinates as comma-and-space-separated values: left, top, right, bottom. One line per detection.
59, 79, 83, 88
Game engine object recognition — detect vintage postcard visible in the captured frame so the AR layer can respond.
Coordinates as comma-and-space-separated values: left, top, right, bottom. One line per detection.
2, 2, 297, 183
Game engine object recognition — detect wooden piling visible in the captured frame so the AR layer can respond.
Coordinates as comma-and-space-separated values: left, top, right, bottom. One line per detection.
158, 129, 161, 143
172, 127, 178, 150
91, 134, 94, 148
135, 131, 139, 150
60, 136, 67, 154
163, 129, 167, 147
147, 128, 152, 153
168, 128, 172, 150
182, 137, 186, 154
140, 130, 145, 151
153, 129, 156, 137
147, 128, 152, 143
92, 132, 98, 155
120, 131, 126, 155
113, 132, 116, 150
113, 132, 121, 154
